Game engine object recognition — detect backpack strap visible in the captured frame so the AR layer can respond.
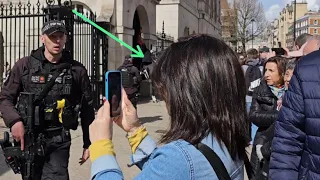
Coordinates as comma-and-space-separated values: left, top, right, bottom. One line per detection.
196, 143, 231, 180
197, 142, 253, 180
244, 152, 253, 179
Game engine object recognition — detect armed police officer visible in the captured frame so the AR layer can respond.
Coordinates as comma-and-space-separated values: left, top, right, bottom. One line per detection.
0, 20, 95, 180
118, 55, 142, 108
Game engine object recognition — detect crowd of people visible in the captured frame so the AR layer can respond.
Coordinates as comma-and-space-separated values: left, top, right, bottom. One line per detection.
2, 19, 320, 180
89, 32, 320, 180
238, 33, 320, 180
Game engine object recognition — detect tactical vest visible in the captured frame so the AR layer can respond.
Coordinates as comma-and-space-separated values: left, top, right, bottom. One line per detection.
120, 67, 135, 88
18, 56, 79, 130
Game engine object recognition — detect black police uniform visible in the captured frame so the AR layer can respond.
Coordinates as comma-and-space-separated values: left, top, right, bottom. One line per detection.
0, 45, 95, 180
118, 60, 142, 108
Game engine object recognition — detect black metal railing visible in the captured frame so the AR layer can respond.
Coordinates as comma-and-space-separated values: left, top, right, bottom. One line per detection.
0, 0, 108, 109
0, 1, 46, 76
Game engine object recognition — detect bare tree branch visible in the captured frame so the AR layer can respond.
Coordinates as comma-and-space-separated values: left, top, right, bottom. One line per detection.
230, 0, 267, 51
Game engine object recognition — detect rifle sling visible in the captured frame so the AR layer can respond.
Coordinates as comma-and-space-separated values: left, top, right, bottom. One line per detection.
34, 64, 70, 105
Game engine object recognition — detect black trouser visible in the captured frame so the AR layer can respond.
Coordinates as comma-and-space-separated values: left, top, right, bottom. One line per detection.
21, 129, 71, 180
128, 93, 139, 108
250, 131, 264, 180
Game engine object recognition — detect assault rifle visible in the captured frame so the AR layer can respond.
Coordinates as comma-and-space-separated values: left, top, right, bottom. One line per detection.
0, 92, 45, 180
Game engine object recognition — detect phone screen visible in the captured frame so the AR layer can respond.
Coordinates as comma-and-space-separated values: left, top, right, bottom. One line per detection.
106, 71, 122, 117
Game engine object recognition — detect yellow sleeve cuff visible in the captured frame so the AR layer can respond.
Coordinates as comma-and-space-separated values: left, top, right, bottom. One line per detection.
89, 139, 116, 162
128, 126, 148, 153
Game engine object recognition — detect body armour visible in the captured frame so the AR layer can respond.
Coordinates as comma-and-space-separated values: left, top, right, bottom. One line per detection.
18, 55, 80, 131
120, 66, 135, 88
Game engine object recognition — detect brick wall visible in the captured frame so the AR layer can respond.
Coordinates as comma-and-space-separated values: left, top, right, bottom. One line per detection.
309, 18, 320, 25
309, 27, 320, 35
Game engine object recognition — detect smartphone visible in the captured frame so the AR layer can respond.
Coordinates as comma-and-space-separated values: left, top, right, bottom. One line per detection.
105, 71, 122, 117
271, 48, 286, 56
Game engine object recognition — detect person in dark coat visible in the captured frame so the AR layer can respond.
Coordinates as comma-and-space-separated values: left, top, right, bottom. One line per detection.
242, 48, 263, 145
118, 55, 142, 108
255, 59, 297, 179
269, 50, 320, 180
249, 56, 287, 179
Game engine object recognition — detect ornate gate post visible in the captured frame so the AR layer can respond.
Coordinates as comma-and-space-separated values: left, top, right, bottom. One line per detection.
0, 32, 3, 90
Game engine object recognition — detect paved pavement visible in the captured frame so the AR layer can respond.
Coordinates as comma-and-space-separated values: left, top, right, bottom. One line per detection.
0, 99, 250, 180
0, 99, 169, 180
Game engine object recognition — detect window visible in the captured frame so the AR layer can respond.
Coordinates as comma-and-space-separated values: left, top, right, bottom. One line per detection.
314, 29, 318, 34
315, 20, 318, 25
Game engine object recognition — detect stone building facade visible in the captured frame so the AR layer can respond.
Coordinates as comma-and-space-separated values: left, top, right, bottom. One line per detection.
156, 0, 221, 41
0, 0, 222, 72
0, 0, 160, 71
278, 1, 307, 48
221, 0, 237, 49
73, 0, 160, 70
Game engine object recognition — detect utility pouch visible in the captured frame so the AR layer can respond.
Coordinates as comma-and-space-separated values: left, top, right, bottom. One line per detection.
61, 105, 79, 130
44, 104, 58, 121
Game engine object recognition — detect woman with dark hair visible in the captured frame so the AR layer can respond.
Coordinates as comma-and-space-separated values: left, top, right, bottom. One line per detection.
88, 34, 250, 179
253, 58, 296, 180
249, 56, 287, 179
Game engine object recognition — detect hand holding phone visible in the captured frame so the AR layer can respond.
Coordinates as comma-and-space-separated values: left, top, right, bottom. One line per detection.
105, 71, 122, 117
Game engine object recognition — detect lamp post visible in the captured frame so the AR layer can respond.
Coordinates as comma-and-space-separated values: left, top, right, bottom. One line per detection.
251, 19, 255, 48
293, 0, 297, 42
161, 21, 166, 51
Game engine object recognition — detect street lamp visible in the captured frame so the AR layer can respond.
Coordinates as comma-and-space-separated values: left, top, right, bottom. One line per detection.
161, 21, 166, 51
293, 0, 297, 42
251, 19, 255, 48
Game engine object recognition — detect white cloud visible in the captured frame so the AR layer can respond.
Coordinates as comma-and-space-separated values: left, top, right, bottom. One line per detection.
283, 0, 320, 11
283, 0, 292, 5
265, 4, 282, 21
266, 0, 320, 22
306, 0, 320, 11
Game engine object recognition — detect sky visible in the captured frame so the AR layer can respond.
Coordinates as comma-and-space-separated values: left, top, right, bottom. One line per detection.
263, 0, 320, 22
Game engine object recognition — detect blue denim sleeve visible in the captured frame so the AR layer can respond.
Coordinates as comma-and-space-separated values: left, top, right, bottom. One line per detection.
91, 140, 190, 180
133, 141, 190, 180
91, 135, 157, 180
128, 135, 157, 169
91, 155, 123, 180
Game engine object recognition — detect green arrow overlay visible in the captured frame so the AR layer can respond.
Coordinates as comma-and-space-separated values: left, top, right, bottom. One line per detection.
72, 9, 144, 58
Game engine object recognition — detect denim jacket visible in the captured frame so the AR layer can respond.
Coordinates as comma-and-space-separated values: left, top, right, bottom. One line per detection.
91, 134, 244, 180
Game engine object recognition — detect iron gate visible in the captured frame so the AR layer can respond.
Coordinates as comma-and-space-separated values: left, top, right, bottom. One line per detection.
0, 0, 108, 109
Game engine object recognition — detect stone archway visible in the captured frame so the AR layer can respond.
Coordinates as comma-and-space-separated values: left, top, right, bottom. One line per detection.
131, 5, 150, 69
132, 5, 150, 50
135, 5, 150, 39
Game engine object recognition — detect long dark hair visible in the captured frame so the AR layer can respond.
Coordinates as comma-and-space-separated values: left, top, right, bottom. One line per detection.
151, 34, 249, 160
